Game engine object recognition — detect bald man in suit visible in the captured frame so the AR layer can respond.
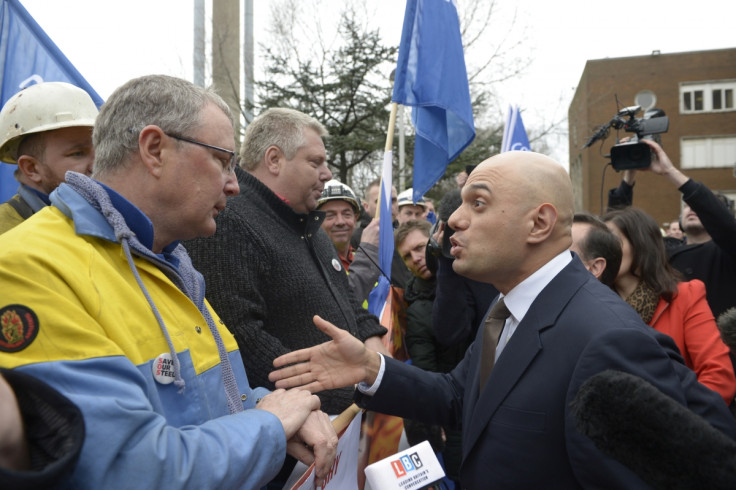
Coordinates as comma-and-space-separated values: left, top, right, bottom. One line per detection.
270, 151, 736, 489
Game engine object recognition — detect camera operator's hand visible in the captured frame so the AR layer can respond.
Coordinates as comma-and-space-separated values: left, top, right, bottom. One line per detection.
641, 139, 689, 188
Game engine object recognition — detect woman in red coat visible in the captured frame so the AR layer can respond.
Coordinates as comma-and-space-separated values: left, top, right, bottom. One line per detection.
604, 207, 736, 405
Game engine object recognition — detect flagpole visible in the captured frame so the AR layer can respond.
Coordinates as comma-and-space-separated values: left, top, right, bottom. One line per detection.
373, 102, 398, 224
331, 403, 363, 433
385, 102, 398, 152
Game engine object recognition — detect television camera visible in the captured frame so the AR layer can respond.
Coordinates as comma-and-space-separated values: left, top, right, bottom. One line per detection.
582, 105, 669, 170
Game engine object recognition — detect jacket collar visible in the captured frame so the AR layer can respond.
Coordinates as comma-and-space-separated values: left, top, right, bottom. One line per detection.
462, 256, 591, 457
238, 170, 325, 234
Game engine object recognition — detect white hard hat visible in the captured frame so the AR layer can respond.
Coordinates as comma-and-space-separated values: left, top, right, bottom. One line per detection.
397, 188, 426, 208
318, 179, 361, 216
0, 82, 98, 164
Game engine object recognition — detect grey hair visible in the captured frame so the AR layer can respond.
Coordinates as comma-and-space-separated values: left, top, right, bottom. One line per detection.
92, 75, 232, 176
240, 107, 327, 171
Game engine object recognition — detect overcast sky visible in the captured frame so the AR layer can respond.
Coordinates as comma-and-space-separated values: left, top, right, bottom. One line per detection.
18, 0, 736, 168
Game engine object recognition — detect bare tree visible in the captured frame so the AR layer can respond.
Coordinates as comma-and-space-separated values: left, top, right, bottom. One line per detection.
253, 0, 566, 197
257, 0, 397, 186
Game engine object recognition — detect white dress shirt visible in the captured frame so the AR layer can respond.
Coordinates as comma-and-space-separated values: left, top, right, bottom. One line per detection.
494, 250, 572, 359
359, 250, 574, 394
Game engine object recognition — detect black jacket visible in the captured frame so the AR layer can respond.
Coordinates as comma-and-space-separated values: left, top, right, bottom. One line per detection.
405, 275, 470, 374
608, 178, 736, 318
185, 171, 386, 414
0, 369, 84, 490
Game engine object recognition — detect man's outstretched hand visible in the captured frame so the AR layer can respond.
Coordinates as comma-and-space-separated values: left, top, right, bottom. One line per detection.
269, 315, 381, 392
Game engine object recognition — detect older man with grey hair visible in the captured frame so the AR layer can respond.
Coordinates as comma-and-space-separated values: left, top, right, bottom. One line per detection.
0, 76, 336, 489
187, 108, 387, 413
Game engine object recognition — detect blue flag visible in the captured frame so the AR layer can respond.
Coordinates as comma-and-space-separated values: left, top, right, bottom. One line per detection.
0, 0, 103, 202
501, 105, 531, 152
392, 0, 475, 203
367, 151, 394, 318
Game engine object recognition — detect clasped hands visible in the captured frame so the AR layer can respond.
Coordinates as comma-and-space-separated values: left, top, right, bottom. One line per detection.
258, 315, 381, 487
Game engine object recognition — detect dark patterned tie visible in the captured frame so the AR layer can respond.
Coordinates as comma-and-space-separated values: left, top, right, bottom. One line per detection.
479, 298, 511, 394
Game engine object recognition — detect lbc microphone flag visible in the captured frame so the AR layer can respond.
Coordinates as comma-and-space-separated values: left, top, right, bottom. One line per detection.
0, 0, 103, 201
392, 0, 475, 203
500, 105, 531, 152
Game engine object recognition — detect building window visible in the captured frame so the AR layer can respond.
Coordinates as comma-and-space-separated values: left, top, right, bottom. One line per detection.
680, 136, 736, 169
635, 90, 657, 111
680, 80, 736, 113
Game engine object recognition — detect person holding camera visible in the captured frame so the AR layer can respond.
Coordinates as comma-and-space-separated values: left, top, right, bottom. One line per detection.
607, 139, 736, 321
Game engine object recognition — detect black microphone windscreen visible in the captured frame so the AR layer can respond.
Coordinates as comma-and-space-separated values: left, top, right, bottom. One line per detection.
717, 307, 736, 352
572, 370, 736, 490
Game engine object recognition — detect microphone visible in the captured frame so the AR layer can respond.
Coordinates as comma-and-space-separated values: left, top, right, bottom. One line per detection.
572, 369, 736, 490
581, 122, 611, 149
716, 307, 736, 352
617, 105, 642, 117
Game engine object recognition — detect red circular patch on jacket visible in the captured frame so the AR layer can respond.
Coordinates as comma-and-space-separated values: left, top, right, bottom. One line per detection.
0, 305, 39, 352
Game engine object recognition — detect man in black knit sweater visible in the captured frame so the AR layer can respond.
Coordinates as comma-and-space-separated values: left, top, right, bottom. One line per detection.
185, 108, 387, 417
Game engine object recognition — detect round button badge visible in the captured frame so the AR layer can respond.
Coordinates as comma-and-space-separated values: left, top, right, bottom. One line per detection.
152, 352, 176, 384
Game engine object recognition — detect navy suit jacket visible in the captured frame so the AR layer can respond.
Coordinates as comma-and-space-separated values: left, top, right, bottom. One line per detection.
356, 255, 736, 489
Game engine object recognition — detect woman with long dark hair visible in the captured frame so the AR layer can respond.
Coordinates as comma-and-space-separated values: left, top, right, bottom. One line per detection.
603, 207, 736, 405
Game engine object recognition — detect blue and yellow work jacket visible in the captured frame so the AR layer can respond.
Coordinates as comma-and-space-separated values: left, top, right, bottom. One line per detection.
0, 174, 285, 489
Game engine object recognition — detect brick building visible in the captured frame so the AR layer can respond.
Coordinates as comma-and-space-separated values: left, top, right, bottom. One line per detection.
568, 48, 736, 226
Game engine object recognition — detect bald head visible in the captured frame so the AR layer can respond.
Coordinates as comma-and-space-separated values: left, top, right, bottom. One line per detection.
448, 151, 573, 292
476, 151, 573, 240
488, 150, 571, 203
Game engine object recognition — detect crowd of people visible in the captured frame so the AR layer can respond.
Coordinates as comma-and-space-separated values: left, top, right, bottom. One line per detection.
1, 77, 736, 490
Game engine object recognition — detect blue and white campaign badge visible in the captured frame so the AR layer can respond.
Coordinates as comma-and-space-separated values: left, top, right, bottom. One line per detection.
332, 258, 342, 272
152, 353, 175, 384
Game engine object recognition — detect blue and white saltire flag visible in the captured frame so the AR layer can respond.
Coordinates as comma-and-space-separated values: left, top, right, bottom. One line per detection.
501, 105, 531, 152
392, 0, 475, 203
0, 0, 103, 202
367, 150, 394, 318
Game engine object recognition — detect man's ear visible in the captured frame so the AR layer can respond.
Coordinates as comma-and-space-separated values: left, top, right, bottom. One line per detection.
16, 155, 43, 184
264, 145, 283, 176
138, 125, 166, 177
528, 203, 557, 244
586, 257, 607, 280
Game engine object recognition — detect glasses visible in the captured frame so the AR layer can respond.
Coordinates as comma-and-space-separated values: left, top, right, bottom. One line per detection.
165, 132, 236, 174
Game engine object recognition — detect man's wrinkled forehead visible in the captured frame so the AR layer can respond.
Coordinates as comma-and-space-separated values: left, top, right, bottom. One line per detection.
462, 181, 492, 199
463, 161, 512, 195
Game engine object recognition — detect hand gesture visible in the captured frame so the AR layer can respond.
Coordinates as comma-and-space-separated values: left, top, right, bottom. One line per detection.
286, 410, 338, 487
255, 388, 321, 439
269, 315, 381, 392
